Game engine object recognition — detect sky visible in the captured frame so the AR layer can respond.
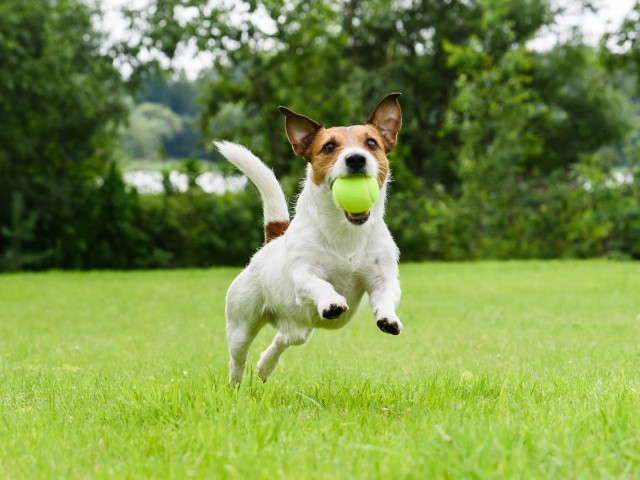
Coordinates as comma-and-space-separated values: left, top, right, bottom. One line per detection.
100, 0, 637, 79
528, 0, 637, 50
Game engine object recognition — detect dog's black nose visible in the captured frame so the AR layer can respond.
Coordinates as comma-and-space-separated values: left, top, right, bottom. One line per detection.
345, 154, 366, 172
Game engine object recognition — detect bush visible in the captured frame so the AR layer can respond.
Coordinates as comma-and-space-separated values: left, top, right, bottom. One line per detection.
2, 155, 638, 271
135, 187, 263, 268
0, 159, 266, 271
388, 164, 640, 262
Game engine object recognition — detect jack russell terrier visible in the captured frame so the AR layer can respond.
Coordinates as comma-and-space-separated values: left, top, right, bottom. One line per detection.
214, 93, 403, 384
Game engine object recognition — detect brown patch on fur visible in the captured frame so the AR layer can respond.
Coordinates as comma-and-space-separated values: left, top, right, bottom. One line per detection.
264, 220, 290, 244
307, 129, 341, 185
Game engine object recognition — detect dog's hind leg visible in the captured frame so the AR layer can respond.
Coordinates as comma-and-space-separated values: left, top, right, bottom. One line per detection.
257, 328, 314, 383
226, 269, 271, 385
227, 318, 265, 385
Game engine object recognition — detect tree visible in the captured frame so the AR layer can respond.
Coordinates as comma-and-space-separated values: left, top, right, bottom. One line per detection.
121, 102, 184, 159
0, 0, 127, 269
119, 0, 560, 183
135, 72, 200, 117
608, 2, 640, 89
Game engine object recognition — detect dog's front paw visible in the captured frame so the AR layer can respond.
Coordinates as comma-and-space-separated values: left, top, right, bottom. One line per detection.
376, 317, 403, 335
322, 303, 348, 319
319, 299, 349, 319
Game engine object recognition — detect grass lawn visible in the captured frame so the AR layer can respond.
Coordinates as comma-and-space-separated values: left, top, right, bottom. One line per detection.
1, 261, 639, 478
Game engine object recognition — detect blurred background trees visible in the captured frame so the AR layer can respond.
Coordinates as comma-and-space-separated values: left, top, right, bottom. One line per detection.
0, 0, 128, 269
1, 0, 640, 270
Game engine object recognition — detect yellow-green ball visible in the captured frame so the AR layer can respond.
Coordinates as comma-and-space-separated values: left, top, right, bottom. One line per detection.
331, 175, 379, 214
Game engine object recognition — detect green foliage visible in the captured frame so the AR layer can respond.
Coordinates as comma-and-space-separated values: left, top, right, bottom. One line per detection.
1, 0, 639, 270
122, 74, 206, 160
528, 44, 630, 174
389, 160, 640, 261
0, 0, 127, 268
0, 193, 52, 271
120, 102, 184, 159
135, 73, 200, 116
124, 0, 562, 186
378, 3, 636, 262
118, 0, 637, 265
607, 1, 640, 90
79, 163, 149, 269
135, 184, 264, 268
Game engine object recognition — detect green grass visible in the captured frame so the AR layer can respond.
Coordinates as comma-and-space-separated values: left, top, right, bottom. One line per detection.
1, 261, 639, 478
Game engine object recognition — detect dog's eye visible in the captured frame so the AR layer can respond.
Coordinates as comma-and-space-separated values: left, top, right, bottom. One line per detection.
322, 142, 335, 154
366, 138, 378, 150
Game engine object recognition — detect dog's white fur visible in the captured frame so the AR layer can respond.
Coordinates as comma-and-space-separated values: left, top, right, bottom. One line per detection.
215, 104, 402, 385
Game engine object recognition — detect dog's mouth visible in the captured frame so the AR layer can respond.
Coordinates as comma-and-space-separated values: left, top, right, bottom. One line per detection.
344, 211, 370, 225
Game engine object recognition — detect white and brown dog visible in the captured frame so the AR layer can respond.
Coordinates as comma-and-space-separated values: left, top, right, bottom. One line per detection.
214, 93, 403, 384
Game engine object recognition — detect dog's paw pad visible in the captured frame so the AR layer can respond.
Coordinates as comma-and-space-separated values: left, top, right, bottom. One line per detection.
377, 317, 402, 335
322, 303, 347, 319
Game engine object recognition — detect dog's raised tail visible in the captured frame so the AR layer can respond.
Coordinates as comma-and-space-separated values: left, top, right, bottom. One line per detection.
214, 141, 290, 244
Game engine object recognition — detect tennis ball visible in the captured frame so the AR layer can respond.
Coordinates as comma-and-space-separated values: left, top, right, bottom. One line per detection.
331, 175, 379, 213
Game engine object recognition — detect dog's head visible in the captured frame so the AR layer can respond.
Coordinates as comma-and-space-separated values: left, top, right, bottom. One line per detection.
279, 93, 402, 225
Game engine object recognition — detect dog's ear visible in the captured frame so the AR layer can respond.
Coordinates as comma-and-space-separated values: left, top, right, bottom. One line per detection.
367, 93, 402, 152
278, 107, 322, 161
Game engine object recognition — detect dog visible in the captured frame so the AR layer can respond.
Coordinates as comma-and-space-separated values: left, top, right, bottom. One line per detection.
214, 93, 403, 384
